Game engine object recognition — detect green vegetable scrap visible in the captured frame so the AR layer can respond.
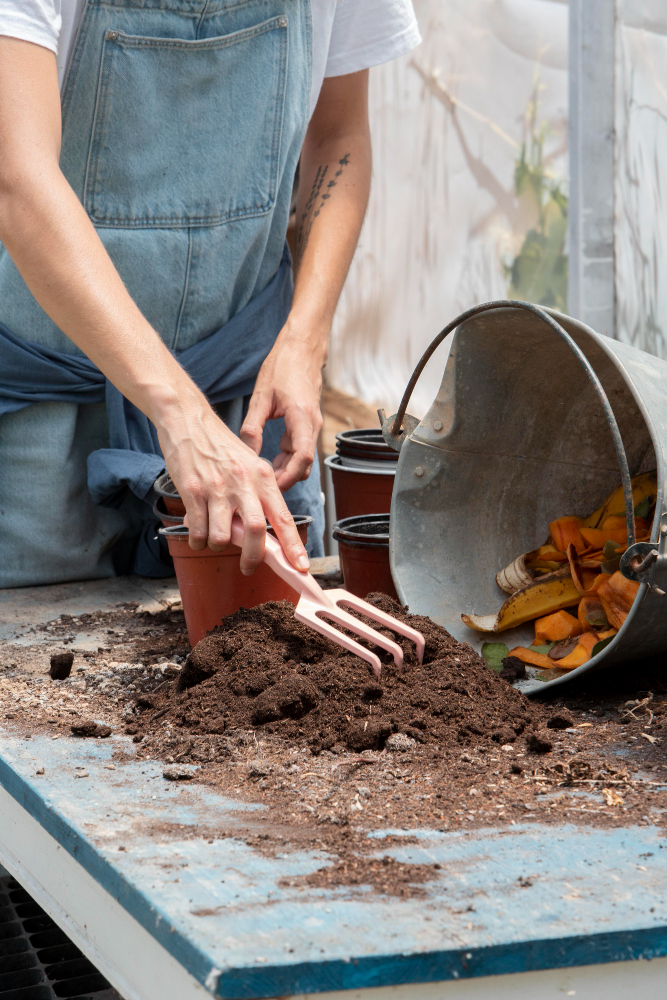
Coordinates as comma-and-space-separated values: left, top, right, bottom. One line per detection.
481, 642, 509, 672
591, 635, 615, 657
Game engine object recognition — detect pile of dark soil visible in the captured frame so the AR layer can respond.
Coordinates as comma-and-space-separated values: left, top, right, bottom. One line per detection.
133, 596, 547, 753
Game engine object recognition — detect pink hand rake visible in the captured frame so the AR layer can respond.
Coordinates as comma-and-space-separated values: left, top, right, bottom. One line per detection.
231, 519, 425, 678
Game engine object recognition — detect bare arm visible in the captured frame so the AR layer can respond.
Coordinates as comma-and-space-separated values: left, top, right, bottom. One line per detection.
0, 37, 308, 573
241, 69, 372, 487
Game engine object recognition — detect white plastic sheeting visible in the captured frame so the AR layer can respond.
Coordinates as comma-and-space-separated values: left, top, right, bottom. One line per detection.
327, 0, 569, 417
615, 2, 667, 359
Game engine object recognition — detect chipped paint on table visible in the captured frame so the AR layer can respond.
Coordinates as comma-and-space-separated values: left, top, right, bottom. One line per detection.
1, 729, 667, 998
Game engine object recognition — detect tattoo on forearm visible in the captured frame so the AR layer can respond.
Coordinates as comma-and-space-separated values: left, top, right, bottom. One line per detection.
296, 153, 351, 262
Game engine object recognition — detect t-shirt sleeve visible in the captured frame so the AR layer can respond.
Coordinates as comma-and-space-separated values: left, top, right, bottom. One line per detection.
324, 0, 421, 78
0, 0, 60, 54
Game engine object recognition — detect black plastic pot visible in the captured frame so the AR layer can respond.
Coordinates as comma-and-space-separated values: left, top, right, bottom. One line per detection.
335, 428, 399, 464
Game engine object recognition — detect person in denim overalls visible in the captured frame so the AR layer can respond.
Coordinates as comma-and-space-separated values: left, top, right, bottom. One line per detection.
0, 1, 374, 586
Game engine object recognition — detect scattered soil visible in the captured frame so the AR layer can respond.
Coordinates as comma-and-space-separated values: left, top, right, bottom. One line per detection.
284, 850, 440, 897
3, 594, 667, 897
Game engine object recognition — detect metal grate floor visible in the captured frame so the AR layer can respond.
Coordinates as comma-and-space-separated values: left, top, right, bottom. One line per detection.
0, 875, 123, 1000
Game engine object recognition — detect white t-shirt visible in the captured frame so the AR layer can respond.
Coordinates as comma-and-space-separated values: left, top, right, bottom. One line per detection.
0, 0, 421, 114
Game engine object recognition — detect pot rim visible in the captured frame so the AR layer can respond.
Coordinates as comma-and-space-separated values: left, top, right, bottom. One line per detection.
153, 471, 179, 499
336, 452, 398, 468
152, 497, 184, 524
159, 513, 313, 541
336, 427, 396, 453
332, 513, 390, 548
324, 454, 396, 476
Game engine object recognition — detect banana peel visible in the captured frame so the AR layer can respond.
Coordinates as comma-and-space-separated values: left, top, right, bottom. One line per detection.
495, 552, 533, 595
582, 471, 657, 529
462, 567, 581, 633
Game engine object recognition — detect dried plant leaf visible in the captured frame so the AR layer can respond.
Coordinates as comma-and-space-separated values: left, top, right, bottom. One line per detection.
548, 637, 579, 660
530, 642, 558, 654
585, 607, 610, 630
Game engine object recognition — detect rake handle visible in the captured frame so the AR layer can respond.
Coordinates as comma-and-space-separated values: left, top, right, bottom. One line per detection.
229, 517, 328, 604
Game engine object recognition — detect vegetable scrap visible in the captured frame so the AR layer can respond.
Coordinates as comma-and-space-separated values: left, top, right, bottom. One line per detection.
464, 472, 656, 673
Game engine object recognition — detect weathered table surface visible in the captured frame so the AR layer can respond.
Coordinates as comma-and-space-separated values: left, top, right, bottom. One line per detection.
1, 578, 667, 1000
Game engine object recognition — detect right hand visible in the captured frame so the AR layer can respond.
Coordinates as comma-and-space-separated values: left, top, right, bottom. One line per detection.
156, 392, 309, 575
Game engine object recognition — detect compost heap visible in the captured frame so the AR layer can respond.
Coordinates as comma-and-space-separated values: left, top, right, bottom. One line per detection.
132, 595, 548, 753
462, 472, 656, 672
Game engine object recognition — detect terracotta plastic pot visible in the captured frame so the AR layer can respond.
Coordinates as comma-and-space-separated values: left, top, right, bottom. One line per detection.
332, 514, 398, 600
152, 496, 184, 528
324, 454, 395, 520
153, 472, 185, 517
160, 516, 312, 646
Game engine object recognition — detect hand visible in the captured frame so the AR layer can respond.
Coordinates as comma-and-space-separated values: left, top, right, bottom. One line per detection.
240, 329, 324, 491
156, 388, 309, 574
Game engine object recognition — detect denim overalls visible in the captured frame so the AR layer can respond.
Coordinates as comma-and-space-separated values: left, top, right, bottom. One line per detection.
0, 0, 323, 586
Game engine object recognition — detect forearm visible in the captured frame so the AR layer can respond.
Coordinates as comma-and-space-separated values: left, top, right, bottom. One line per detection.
0, 38, 200, 429
0, 169, 202, 425
286, 70, 372, 360
239, 71, 371, 487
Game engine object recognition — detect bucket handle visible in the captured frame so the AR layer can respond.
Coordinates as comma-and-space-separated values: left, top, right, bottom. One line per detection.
384, 299, 636, 548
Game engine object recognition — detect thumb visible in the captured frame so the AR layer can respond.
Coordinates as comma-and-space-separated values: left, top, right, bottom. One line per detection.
240, 391, 273, 455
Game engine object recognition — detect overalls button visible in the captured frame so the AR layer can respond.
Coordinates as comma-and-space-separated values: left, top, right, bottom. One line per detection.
278, 17, 287, 27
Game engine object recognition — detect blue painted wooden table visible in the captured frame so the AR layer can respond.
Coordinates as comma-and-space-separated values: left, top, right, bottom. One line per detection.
1, 725, 667, 1000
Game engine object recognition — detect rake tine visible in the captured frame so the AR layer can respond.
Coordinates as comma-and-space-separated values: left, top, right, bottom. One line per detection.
315, 604, 404, 668
227, 519, 423, 677
294, 606, 382, 678
327, 590, 426, 664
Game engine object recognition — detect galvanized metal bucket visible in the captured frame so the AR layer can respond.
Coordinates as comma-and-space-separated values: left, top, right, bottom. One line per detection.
384, 301, 667, 692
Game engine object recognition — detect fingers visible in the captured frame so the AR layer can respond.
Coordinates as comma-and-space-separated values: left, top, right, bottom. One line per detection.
238, 499, 267, 575
163, 403, 311, 571
206, 498, 233, 553
240, 390, 272, 455
273, 406, 320, 491
177, 481, 209, 551
262, 486, 310, 573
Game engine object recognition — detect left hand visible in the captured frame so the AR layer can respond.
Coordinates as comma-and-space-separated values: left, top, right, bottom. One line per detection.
240, 330, 324, 492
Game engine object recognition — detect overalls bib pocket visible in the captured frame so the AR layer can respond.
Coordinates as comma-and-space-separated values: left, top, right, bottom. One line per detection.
84, 17, 289, 228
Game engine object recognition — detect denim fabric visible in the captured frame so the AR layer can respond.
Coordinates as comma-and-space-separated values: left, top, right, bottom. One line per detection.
0, 0, 312, 352
0, 0, 316, 587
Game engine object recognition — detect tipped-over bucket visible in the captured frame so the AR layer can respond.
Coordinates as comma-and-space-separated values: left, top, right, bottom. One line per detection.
387, 302, 667, 692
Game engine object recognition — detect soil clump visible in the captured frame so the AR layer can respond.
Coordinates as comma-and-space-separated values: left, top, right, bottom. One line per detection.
134, 596, 546, 754
4, 594, 667, 891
